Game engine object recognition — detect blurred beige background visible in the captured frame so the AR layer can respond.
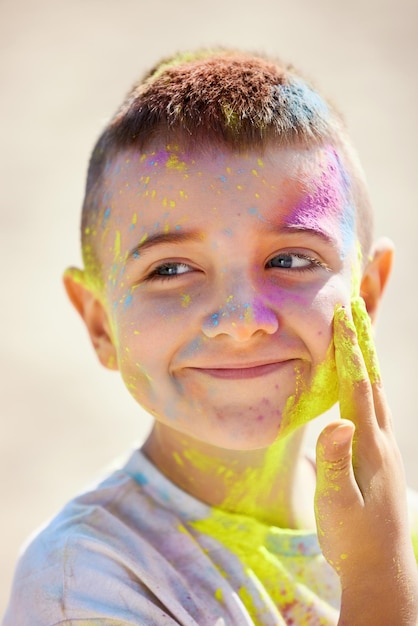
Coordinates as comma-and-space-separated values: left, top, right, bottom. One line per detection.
1, 0, 417, 614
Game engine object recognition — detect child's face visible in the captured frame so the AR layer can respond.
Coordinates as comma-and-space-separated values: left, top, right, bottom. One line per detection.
86, 143, 360, 449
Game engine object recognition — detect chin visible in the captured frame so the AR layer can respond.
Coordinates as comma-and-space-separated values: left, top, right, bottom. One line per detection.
199, 409, 287, 451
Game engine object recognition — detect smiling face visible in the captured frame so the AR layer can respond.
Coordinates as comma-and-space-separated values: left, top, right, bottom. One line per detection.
77, 143, 362, 450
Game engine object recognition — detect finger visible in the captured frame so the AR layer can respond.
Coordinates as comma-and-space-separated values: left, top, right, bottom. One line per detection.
333, 304, 376, 433
315, 420, 362, 548
351, 297, 392, 430
351, 297, 380, 384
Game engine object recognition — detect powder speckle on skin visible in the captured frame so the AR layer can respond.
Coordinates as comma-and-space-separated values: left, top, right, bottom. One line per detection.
103, 207, 111, 225
124, 292, 133, 309
181, 294, 191, 308
129, 213, 137, 230
113, 230, 121, 261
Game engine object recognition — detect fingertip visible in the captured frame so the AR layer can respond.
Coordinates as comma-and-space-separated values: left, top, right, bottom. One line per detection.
330, 420, 355, 445
333, 303, 355, 330
322, 419, 355, 441
317, 420, 355, 461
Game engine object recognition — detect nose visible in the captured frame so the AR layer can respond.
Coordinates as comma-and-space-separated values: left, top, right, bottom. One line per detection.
201, 292, 279, 341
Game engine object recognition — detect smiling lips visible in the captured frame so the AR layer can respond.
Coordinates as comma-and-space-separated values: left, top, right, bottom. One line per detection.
189, 360, 296, 380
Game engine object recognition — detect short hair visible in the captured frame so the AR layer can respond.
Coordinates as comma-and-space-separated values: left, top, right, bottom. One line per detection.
81, 48, 373, 277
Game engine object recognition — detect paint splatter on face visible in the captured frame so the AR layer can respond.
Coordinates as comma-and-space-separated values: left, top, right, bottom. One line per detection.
285, 147, 356, 259
81, 143, 361, 449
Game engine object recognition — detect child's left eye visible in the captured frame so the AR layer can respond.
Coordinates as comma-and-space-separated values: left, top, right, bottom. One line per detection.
266, 253, 322, 270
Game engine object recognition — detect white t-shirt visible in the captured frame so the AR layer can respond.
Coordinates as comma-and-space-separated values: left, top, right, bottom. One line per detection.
3, 449, 417, 626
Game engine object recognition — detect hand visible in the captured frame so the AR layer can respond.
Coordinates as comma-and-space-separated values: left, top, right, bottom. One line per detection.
314, 298, 418, 625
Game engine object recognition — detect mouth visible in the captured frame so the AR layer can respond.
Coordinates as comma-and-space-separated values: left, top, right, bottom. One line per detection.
188, 360, 296, 380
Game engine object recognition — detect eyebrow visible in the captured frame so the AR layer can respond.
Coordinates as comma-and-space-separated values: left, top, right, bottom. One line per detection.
278, 223, 337, 246
128, 231, 203, 260
127, 222, 337, 261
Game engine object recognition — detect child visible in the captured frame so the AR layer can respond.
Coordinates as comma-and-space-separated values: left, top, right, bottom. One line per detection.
3, 48, 418, 625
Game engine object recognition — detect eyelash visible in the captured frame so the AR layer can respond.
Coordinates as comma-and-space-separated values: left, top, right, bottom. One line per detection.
265, 253, 328, 272
146, 262, 193, 282
145, 253, 328, 282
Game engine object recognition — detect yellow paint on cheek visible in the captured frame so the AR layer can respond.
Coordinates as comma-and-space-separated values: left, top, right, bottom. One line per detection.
181, 294, 191, 308
113, 230, 121, 261
281, 342, 338, 435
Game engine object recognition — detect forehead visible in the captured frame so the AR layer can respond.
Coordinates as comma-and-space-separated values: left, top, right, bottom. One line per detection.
89, 142, 356, 267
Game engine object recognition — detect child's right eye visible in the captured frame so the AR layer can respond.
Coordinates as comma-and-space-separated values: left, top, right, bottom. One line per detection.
147, 262, 194, 280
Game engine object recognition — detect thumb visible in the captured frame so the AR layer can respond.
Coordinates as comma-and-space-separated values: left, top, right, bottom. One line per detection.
315, 420, 362, 525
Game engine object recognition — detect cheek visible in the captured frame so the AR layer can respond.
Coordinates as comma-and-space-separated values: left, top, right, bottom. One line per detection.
283, 278, 352, 358
263, 277, 349, 333
109, 287, 197, 359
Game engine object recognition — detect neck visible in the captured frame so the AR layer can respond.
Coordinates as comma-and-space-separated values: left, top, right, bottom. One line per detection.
142, 423, 316, 529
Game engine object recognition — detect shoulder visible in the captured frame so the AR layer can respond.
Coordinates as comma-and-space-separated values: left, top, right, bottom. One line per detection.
2, 452, 185, 625
3, 451, 246, 626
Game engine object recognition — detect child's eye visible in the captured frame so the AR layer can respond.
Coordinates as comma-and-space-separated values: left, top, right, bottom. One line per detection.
147, 262, 194, 280
266, 253, 324, 271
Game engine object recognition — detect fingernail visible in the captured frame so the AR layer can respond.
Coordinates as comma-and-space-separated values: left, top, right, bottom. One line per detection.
332, 422, 354, 445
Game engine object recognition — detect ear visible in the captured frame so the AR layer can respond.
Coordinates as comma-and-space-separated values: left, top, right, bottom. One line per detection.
63, 268, 118, 371
360, 237, 394, 324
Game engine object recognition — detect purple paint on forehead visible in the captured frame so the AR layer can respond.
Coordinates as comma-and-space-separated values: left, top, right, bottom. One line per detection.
286, 150, 355, 257
145, 150, 170, 168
